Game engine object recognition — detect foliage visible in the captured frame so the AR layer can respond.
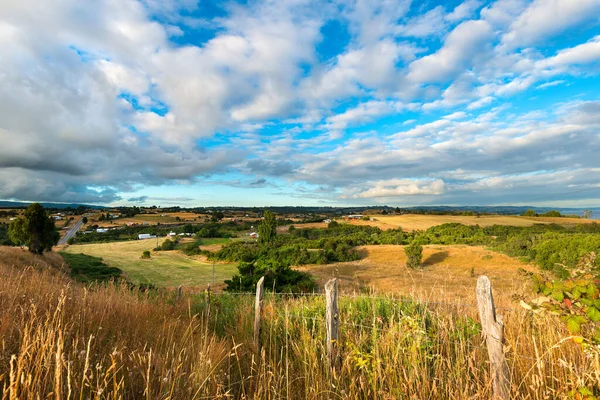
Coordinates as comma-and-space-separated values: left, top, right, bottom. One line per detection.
404, 240, 423, 269
141, 250, 151, 259
0, 222, 14, 245
224, 258, 316, 293
60, 252, 122, 282
154, 238, 178, 251
522, 252, 600, 344
523, 209, 537, 217
9, 203, 60, 254
258, 210, 277, 245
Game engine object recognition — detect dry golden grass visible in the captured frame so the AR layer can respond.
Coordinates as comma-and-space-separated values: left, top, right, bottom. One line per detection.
0, 248, 598, 399
299, 245, 535, 305
360, 214, 592, 231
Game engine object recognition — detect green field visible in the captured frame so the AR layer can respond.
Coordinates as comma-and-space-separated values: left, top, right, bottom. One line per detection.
63, 238, 237, 287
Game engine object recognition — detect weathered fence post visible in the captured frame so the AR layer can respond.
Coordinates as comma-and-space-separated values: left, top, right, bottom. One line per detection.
325, 278, 339, 369
476, 275, 510, 399
254, 276, 265, 350
205, 284, 212, 319
176, 285, 183, 301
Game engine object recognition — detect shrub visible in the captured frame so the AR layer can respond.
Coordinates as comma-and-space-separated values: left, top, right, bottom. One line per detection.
405, 241, 423, 269
141, 250, 151, 259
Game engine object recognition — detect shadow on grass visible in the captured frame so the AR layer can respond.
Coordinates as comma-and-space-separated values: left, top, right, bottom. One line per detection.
422, 251, 449, 266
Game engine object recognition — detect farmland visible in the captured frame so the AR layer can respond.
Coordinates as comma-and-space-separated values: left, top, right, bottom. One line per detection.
1, 244, 598, 399
298, 244, 534, 304
357, 213, 594, 231
62, 238, 237, 288
2, 207, 600, 398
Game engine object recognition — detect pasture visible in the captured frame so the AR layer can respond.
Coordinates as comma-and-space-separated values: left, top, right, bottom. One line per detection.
357, 213, 592, 231
63, 238, 236, 288
93, 211, 205, 227
299, 244, 534, 304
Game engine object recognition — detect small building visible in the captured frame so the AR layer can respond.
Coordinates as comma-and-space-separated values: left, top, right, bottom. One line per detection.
96, 228, 109, 233
323, 219, 332, 223
249, 232, 259, 238
168, 231, 177, 237
138, 233, 156, 240
346, 214, 363, 220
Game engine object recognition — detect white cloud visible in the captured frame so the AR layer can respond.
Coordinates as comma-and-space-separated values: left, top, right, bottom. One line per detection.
501, 0, 600, 49
352, 179, 446, 198
407, 20, 494, 84
325, 100, 402, 130
536, 35, 600, 69
445, 0, 482, 23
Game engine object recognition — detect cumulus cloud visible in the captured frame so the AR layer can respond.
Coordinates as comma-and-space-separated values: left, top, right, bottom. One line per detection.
352, 179, 446, 198
501, 0, 600, 49
407, 20, 494, 84
1, 0, 600, 206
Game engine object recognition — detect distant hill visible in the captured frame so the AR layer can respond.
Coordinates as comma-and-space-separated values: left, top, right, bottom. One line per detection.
0, 200, 106, 209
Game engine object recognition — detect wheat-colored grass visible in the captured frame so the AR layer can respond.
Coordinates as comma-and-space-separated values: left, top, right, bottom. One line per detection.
0, 248, 598, 399
359, 214, 593, 231
299, 245, 536, 305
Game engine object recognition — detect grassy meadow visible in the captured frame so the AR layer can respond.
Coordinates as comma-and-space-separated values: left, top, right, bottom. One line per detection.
298, 244, 535, 303
0, 249, 598, 399
356, 214, 593, 231
62, 238, 236, 288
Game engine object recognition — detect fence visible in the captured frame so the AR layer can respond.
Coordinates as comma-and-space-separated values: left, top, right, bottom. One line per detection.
177, 276, 587, 400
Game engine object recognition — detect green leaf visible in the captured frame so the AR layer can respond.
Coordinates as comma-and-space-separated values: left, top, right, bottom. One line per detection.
551, 290, 564, 302
586, 307, 600, 323
566, 317, 581, 333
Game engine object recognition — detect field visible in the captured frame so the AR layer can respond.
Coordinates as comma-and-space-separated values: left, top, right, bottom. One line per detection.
357, 214, 593, 231
1, 247, 597, 399
63, 238, 236, 288
299, 245, 534, 304
92, 211, 206, 227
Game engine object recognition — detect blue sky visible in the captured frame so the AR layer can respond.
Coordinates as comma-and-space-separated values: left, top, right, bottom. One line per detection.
1, 0, 600, 207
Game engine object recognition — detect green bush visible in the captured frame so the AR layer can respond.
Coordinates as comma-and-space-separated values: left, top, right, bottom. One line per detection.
141, 250, 151, 259
404, 241, 423, 269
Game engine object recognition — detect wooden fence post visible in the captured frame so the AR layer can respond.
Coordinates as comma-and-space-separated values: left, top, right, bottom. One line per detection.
325, 278, 339, 369
176, 285, 183, 301
205, 284, 212, 319
476, 275, 510, 399
254, 276, 265, 350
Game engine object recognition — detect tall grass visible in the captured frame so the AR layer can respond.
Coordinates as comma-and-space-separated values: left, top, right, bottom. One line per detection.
0, 261, 598, 399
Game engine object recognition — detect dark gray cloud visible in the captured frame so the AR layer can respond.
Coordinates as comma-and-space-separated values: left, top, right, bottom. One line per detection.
128, 196, 149, 203
247, 160, 297, 176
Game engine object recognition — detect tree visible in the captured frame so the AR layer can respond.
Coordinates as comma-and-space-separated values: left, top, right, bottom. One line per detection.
9, 203, 59, 254
583, 209, 593, 219
258, 210, 277, 245
404, 240, 423, 269
522, 209, 537, 217
82, 216, 88, 224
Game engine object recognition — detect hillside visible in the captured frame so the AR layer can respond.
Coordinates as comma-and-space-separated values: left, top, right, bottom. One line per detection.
0, 249, 597, 399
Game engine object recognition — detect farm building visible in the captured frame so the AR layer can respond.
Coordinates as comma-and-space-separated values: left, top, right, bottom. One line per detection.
346, 214, 363, 220
96, 228, 109, 233
138, 233, 156, 240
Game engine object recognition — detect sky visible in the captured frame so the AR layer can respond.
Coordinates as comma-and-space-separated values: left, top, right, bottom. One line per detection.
1, 0, 600, 208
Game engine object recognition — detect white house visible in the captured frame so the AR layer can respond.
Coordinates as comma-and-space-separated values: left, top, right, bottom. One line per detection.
249, 232, 259, 238
96, 228, 109, 233
138, 233, 156, 240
